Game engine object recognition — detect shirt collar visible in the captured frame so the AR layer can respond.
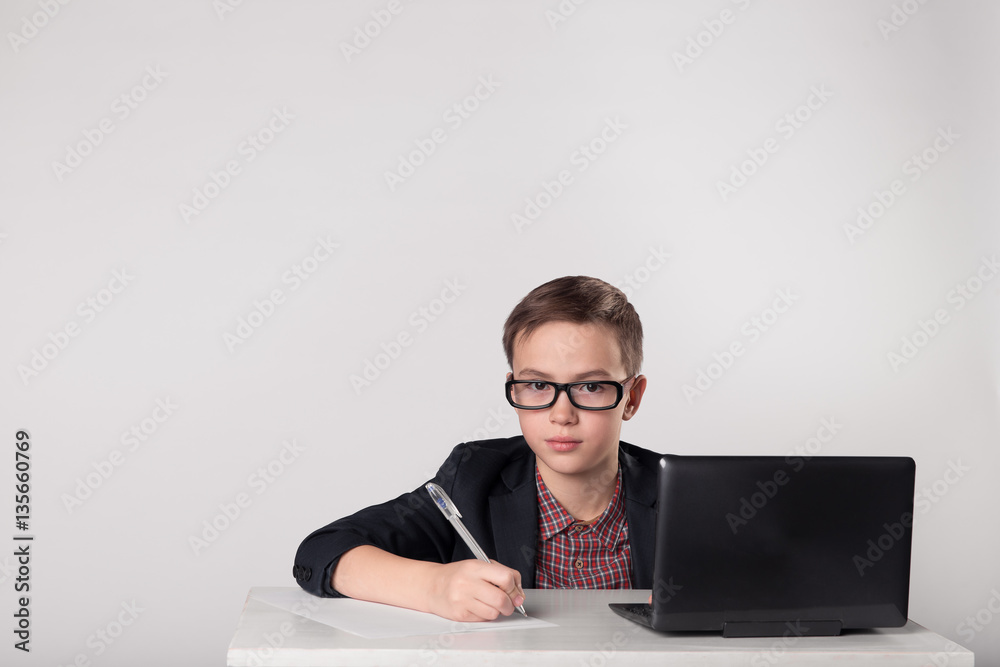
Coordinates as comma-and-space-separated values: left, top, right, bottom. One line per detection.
535, 465, 626, 550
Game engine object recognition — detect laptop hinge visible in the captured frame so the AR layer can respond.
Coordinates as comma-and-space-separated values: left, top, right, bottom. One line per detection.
722, 620, 843, 638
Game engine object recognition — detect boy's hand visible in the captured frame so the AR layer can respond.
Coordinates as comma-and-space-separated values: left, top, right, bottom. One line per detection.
427, 559, 525, 622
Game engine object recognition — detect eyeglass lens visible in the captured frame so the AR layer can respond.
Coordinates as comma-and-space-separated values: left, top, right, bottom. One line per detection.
510, 382, 618, 408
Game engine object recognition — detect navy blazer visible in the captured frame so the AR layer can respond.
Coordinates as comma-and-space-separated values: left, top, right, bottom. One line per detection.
292, 436, 662, 597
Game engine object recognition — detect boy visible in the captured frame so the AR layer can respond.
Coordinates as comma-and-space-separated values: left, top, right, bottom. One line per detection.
293, 275, 662, 622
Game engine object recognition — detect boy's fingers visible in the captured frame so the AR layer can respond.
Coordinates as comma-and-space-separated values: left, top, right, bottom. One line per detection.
468, 597, 503, 621
484, 561, 524, 609
472, 579, 514, 616
505, 582, 524, 608
510, 570, 525, 605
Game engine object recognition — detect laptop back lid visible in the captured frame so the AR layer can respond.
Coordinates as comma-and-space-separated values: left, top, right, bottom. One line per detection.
650, 455, 915, 635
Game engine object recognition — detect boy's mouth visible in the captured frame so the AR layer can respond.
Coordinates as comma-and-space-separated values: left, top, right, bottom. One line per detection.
545, 436, 581, 452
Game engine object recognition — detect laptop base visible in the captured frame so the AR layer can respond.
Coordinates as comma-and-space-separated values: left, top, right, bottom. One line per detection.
609, 603, 844, 637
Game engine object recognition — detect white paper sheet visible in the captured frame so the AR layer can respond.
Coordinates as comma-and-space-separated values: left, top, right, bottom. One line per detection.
250, 588, 557, 639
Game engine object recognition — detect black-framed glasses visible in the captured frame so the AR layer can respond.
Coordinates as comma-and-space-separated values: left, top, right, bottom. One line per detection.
505, 377, 635, 411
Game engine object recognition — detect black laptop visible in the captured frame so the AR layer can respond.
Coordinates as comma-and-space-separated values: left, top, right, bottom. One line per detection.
610, 454, 916, 637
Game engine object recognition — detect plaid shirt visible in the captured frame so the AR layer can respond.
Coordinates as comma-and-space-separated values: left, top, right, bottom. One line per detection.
534, 465, 633, 589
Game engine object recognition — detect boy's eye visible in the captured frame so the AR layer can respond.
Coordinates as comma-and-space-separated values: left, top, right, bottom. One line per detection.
526, 382, 550, 392
579, 383, 606, 393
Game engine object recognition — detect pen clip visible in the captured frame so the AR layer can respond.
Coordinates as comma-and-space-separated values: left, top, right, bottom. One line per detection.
425, 483, 461, 520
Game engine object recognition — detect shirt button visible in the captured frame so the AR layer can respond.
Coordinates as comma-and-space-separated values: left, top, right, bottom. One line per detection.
574, 525, 585, 533
575, 559, 584, 569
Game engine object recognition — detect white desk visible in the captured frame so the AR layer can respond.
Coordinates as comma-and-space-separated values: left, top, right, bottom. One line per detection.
228, 587, 974, 666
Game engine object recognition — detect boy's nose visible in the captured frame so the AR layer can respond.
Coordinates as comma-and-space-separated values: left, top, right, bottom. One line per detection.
548, 390, 577, 423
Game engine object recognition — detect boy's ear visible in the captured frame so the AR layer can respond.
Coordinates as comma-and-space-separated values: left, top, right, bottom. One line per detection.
506, 371, 513, 381
622, 374, 647, 421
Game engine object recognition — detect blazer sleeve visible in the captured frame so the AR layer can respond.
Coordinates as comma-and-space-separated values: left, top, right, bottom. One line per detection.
292, 443, 471, 597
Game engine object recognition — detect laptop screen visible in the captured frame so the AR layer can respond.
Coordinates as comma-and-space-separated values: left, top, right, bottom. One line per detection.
647, 454, 915, 636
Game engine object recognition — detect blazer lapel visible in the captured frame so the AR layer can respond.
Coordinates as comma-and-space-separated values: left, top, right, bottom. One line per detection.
489, 450, 538, 587
621, 448, 658, 588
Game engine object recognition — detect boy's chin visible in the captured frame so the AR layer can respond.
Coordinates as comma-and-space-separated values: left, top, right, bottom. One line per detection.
535, 452, 605, 478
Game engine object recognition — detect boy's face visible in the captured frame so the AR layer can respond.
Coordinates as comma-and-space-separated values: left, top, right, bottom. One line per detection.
508, 320, 646, 485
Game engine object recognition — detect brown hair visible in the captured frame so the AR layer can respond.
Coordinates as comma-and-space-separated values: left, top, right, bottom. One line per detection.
502, 276, 643, 377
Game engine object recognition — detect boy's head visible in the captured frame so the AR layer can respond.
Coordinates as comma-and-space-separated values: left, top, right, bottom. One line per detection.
502, 276, 647, 486
502, 276, 643, 378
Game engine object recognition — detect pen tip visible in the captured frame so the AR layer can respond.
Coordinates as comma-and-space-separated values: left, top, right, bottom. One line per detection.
517, 605, 528, 617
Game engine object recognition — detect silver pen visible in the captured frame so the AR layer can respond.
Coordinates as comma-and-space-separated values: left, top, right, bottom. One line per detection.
425, 482, 528, 617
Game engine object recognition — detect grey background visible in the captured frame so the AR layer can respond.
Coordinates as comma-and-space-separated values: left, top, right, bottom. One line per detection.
1, 0, 997, 665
